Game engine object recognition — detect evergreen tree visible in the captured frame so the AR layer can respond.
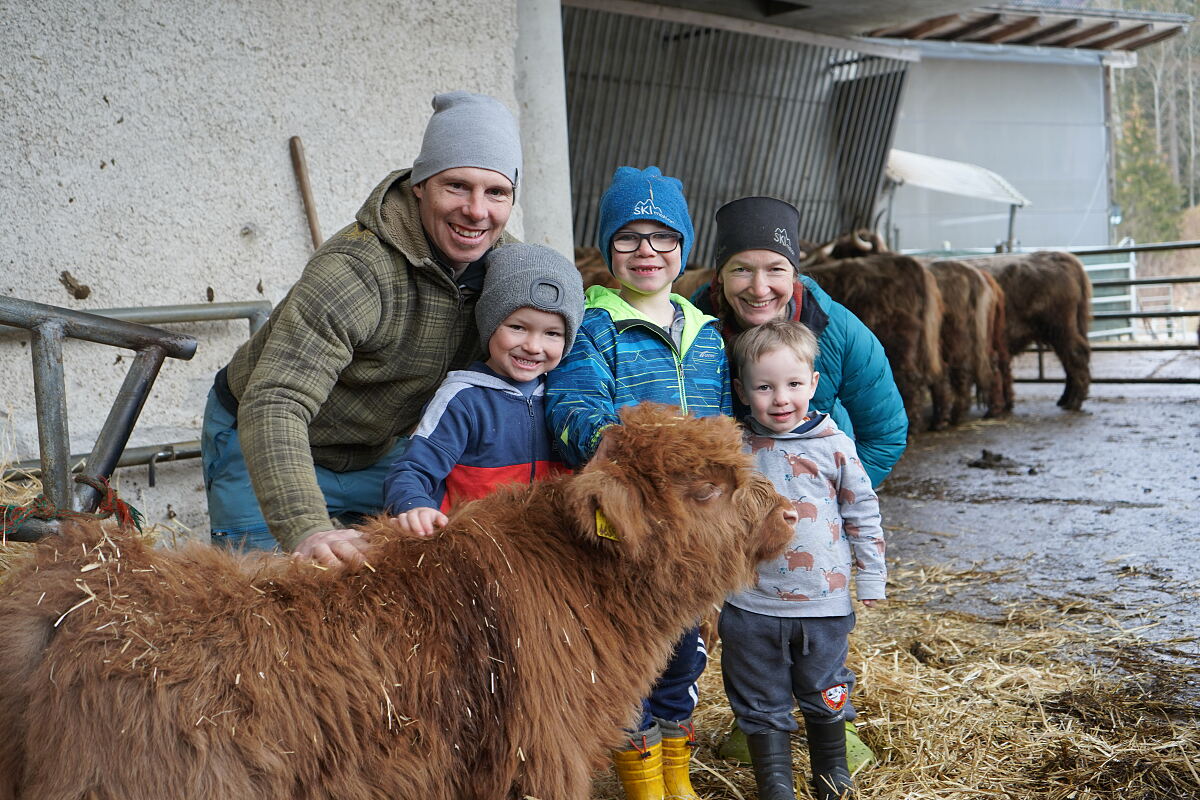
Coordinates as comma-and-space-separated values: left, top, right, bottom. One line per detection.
1115, 102, 1182, 242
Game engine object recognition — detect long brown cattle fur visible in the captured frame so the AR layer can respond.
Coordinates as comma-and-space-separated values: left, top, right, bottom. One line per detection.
803, 254, 944, 435
976, 268, 1012, 416
0, 404, 794, 800
970, 251, 1092, 411
927, 259, 1010, 427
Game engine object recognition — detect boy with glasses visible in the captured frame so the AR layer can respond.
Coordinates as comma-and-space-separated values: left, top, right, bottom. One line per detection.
545, 166, 730, 800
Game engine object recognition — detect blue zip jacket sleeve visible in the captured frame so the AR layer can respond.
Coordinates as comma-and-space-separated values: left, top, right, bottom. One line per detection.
545, 286, 731, 467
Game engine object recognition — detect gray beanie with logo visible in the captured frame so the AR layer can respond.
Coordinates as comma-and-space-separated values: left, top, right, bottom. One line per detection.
477, 244, 586, 357
411, 91, 522, 189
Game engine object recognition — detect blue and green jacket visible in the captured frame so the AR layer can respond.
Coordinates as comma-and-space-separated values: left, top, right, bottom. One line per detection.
545, 286, 732, 466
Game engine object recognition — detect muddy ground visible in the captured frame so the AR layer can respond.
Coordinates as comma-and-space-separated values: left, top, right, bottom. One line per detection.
879, 349, 1200, 659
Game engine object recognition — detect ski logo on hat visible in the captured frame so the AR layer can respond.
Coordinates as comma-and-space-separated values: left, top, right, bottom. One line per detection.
633, 186, 666, 219
821, 683, 848, 711
773, 227, 795, 256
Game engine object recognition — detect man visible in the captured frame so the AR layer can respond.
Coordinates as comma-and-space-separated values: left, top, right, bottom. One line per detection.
201, 91, 522, 567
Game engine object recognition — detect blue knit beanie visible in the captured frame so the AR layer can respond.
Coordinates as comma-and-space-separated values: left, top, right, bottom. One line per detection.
597, 166, 694, 275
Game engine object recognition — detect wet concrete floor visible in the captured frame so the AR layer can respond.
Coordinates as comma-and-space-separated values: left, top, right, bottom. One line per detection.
878, 349, 1200, 656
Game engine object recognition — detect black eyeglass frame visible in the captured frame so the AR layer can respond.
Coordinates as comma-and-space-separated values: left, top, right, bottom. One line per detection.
610, 230, 684, 253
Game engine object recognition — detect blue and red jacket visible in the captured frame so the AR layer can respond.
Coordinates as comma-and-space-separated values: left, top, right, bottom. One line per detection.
383, 363, 568, 514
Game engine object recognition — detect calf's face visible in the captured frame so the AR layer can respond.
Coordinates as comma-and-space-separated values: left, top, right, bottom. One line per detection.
565, 405, 794, 586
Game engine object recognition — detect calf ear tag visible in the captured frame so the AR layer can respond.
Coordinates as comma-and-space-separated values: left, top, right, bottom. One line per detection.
595, 508, 620, 541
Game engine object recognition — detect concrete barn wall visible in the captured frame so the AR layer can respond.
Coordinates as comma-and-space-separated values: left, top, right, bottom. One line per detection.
889, 55, 1111, 252
0, 0, 520, 539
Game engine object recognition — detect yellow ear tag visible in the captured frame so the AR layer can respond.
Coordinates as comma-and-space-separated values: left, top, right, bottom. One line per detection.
595, 508, 620, 541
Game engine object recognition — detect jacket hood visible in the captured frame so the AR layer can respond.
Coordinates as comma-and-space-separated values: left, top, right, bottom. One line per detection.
745, 412, 836, 440
584, 285, 718, 355
441, 363, 545, 397
353, 169, 432, 266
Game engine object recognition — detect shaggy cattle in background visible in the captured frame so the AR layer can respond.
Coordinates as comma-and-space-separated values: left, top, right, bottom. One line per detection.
927, 259, 1010, 426
976, 268, 1012, 416
0, 404, 794, 800
969, 251, 1092, 411
803, 253, 944, 435
574, 245, 619, 290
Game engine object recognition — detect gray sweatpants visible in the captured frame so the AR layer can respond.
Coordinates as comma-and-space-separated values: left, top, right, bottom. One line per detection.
718, 603, 857, 734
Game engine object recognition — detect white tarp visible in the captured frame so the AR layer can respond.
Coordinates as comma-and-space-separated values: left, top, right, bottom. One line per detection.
885, 148, 1031, 207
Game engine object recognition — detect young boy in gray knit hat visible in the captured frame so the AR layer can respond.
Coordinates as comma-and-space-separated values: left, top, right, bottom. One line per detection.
383, 243, 585, 536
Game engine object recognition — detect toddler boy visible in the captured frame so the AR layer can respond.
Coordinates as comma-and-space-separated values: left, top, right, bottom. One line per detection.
721, 319, 885, 800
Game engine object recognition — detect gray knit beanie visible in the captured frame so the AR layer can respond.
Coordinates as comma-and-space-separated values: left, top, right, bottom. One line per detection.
478, 244, 586, 356
411, 91, 522, 189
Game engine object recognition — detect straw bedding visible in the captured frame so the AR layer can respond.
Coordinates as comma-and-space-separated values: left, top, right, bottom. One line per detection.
597, 562, 1200, 800
2, 474, 1196, 799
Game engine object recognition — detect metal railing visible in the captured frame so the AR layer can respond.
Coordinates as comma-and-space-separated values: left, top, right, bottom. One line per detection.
1028, 240, 1200, 384
1, 295, 200, 540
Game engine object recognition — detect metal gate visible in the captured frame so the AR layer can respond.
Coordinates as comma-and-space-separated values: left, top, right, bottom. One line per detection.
563, 4, 911, 264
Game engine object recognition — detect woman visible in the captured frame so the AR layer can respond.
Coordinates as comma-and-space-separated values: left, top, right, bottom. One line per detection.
692, 196, 907, 487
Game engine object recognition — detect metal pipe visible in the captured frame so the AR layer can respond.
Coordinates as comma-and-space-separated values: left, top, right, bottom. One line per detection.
73, 346, 168, 512
1015, 377, 1199, 384
1067, 239, 1200, 255
1090, 275, 1200, 288
5, 440, 202, 480
1091, 343, 1198, 351
29, 321, 72, 511
1091, 309, 1199, 319
0, 295, 197, 360
89, 301, 273, 335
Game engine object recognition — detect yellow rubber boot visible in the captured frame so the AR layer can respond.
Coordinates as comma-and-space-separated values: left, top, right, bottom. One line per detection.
660, 720, 701, 800
612, 734, 666, 800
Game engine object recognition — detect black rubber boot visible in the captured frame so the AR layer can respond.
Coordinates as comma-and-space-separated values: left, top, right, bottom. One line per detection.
745, 730, 797, 800
804, 717, 854, 800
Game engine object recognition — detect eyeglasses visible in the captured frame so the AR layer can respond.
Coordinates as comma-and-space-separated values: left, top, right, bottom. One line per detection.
612, 230, 683, 253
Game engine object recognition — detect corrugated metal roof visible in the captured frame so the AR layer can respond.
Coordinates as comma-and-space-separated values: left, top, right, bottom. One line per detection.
867, 3, 1189, 52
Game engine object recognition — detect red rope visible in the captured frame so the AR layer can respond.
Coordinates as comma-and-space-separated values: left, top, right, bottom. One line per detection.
626, 733, 653, 759
1, 474, 144, 541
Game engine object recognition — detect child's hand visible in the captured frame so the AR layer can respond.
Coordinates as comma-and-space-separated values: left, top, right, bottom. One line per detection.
393, 507, 448, 537
860, 598, 882, 609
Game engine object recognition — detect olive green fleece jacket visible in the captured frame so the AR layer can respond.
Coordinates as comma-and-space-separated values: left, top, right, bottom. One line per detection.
224, 169, 514, 550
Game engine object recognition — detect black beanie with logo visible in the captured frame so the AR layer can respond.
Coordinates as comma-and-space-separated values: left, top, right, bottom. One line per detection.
713, 196, 802, 271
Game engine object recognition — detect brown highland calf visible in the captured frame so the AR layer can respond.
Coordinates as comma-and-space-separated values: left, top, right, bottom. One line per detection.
0, 404, 794, 800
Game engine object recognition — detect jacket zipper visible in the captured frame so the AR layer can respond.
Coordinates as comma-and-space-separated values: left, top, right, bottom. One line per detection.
623, 320, 689, 415
526, 395, 537, 483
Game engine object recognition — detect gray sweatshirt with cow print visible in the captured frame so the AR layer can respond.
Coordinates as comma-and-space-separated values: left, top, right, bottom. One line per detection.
728, 414, 886, 618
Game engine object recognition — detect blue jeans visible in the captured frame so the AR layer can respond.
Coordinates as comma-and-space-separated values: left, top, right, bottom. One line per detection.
635, 625, 708, 731
200, 386, 406, 551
